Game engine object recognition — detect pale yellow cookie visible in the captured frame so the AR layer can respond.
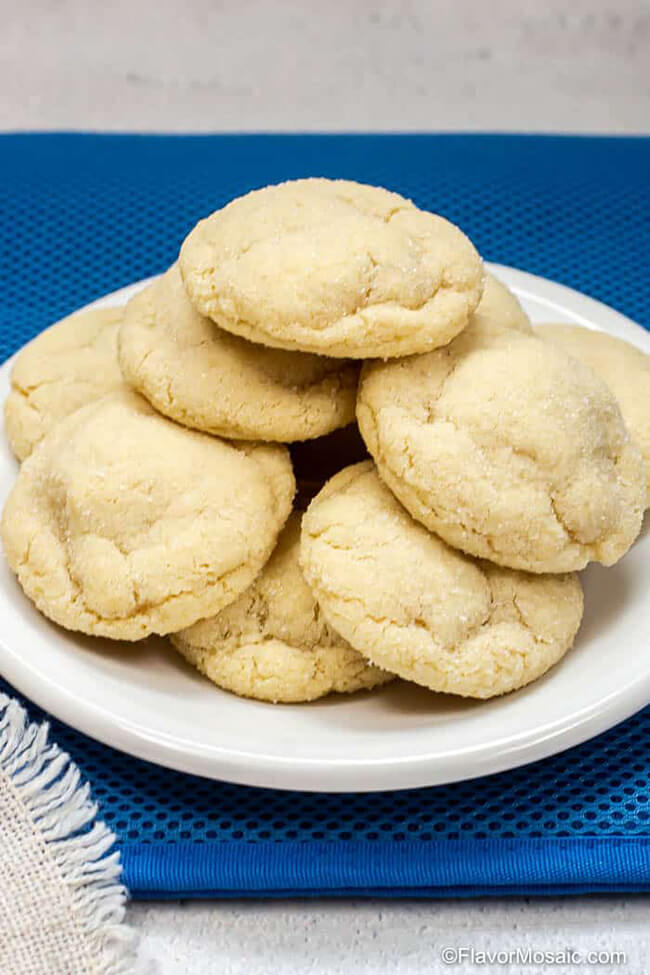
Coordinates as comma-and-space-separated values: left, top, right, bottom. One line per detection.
357, 318, 645, 573
472, 272, 532, 336
172, 513, 393, 703
179, 178, 484, 358
1, 390, 294, 640
4, 307, 124, 461
118, 266, 358, 441
536, 323, 650, 506
300, 463, 584, 699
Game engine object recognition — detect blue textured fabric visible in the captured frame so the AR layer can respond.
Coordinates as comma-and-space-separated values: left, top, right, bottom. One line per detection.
1, 134, 649, 898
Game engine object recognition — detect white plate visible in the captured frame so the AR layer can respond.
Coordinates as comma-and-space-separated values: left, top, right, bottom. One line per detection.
0, 264, 648, 792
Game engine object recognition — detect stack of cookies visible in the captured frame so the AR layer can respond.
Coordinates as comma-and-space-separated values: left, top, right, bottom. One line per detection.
2, 179, 648, 704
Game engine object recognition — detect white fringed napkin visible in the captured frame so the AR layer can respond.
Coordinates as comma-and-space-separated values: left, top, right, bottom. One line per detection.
0, 693, 142, 974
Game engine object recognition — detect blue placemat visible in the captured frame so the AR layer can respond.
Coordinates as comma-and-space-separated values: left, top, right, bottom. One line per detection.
1, 133, 649, 898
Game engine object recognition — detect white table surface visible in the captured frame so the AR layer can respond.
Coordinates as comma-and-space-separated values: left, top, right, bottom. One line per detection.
3, 1, 650, 972
131, 897, 649, 973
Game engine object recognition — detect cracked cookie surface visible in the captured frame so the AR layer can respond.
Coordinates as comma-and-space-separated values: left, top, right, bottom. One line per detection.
179, 178, 484, 358
4, 306, 125, 461
300, 463, 584, 698
119, 265, 358, 441
357, 310, 645, 573
1, 390, 294, 640
172, 513, 393, 703
536, 323, 650, 507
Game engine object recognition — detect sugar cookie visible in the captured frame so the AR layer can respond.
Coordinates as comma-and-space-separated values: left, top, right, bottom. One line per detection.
1, 390, 294, 640
472, 272, 531, 336
119, 266, 358, 441
537, 323, 650, 506
300, 463, 584, 698
172, 514, 393, 703
179, 178, 483, 358
357, 321, 645, 573
4, 307, 124, 461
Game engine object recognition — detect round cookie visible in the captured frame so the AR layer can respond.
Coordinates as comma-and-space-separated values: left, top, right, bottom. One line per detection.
172, 514, 393, 703
472, 272, 531, 336
4, 306, 124, 461
357, 319, 645, 573
179, 178, 484, 358
119, 265, 359, 441
1, 390, 294, 640
300, 463, 584, 699
536, 323, 650, 507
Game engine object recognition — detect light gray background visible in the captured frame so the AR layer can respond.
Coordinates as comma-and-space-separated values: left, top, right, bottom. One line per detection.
2, 0, 649, 133
2, 0, 649, 972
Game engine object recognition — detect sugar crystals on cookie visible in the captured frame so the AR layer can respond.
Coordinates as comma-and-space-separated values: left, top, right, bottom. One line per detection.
300, 463, 584, 698
179, 178, 484, 359
1, 390, 294, 640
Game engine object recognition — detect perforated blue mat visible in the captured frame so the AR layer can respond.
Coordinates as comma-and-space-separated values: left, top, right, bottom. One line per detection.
1, 134, 650, 898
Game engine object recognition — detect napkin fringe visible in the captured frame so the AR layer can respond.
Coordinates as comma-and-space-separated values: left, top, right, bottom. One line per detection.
0, 694, 145, 975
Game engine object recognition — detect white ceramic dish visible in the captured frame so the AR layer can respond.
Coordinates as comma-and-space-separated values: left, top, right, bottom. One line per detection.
0, 264, 648, 792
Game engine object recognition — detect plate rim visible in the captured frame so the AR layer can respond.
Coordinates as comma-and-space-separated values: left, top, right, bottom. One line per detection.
0, 262, 648, 792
